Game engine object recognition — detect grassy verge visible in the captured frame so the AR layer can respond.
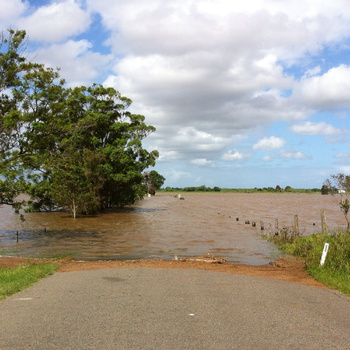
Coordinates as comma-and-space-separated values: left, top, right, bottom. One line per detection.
266, 231, 350, 296
0, 263, 59, 301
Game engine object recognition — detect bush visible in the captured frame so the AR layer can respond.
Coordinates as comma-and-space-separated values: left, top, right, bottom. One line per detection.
266, 231, 350, 295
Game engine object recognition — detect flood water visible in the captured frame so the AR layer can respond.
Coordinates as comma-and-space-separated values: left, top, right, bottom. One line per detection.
0, 193, 346, 265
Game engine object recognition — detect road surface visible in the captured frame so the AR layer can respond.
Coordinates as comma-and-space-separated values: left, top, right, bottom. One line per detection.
0, 267, 349, 349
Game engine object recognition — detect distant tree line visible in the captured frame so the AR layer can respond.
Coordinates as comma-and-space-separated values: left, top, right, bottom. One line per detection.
253, 186, 320, 193
163, 185, 221, 192
161, 185, 320, 193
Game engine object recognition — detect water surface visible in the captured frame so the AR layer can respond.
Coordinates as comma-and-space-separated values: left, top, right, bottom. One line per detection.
0, 193, 345, 265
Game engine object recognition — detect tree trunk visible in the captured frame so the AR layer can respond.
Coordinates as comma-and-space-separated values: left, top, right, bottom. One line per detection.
71, 199, 78, 219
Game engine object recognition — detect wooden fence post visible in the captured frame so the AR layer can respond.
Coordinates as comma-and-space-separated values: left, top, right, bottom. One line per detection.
275, 219, 279, 235
294, 215, 299, 237
321, 210, 328, 235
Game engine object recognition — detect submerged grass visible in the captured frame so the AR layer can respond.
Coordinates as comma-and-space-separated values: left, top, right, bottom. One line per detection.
266, 231, 350, 296
0, 264, 59, 301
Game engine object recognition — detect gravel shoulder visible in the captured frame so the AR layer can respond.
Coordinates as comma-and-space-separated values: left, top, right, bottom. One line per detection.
0, 255, 325, 289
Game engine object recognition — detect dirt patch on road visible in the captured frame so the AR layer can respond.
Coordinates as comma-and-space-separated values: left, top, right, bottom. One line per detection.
0, 255, 325, 289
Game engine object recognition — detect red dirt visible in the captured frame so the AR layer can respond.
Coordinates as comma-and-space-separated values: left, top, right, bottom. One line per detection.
0, 255, 325, 289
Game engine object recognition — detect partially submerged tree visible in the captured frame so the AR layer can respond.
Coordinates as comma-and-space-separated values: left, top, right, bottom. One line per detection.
143, 170, 166, 195
324, 174, 350, 232
0, 29, 159, 217
321, 184, 330, 195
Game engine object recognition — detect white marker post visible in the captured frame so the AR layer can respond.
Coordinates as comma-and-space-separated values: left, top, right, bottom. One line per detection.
320, 243, 329, 266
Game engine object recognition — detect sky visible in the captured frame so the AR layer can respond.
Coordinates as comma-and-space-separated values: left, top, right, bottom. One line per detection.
1, 0, 350, 188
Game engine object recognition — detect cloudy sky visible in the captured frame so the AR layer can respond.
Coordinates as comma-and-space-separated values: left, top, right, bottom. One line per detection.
2, 0, 350, 188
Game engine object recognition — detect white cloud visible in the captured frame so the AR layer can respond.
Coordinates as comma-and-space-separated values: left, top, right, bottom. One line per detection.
303, 66, 321, 78
291, 121, 344, 136
0, 0, 28, 26
263, 155, 275, 162
222, 150, 250, 162
90, 0, 326, 143
157, 150, 181, 162
165, 170, 192, 183
280, 149, 308, 160
191, 158, 216, 167
338, 166, 350, 174
105, 55, 304, 142
147, 126, 232, 162
174, 127, 228, 152
300, 65, 350, 109
19, 0, 91, 42
87, 0, 350, 144
88, 0, 350, 60
335, 153, 350, 160
253, 136, 286, 151
32, 40, 113, 86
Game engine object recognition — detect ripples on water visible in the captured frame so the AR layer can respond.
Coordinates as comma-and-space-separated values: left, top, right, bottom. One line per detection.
0, 193, 346, 265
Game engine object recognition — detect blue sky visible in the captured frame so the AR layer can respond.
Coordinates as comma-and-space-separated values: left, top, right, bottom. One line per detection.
2, 0, 350, 188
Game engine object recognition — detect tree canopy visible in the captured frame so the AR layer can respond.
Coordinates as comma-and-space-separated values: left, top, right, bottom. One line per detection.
0, 29, 159, 217
143, 170, 166, 195
324, 173, 350, 232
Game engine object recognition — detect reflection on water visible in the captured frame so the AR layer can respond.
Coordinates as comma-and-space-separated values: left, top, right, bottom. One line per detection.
0, 193, 346, 265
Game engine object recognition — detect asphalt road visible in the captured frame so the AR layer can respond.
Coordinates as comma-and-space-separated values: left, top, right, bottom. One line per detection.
0, 268, 349, 350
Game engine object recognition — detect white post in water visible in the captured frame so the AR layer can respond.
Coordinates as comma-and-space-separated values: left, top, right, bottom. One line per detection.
320, 243, 329, 266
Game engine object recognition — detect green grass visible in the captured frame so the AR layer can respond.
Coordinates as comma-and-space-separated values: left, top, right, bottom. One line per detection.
266, 231, 350, 296
0, 264, 59, 301
307, 266, 350, 295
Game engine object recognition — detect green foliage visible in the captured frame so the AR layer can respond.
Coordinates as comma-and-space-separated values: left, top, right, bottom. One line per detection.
144, 170, 166, 195
0, 29, 27, 90
307, 267, 350, 296
0, 29, 158, 217
162, 185, 221, 192
162, 186, 318, 193
267, 232, 350, 296
324, 173, 350, 231
321, 184, 330, 195
0, 264, 58, 300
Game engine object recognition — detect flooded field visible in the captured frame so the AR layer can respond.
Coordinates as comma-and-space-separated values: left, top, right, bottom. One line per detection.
0, 193, 346, 265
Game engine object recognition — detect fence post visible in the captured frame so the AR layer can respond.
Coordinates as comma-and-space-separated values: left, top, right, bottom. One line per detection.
321, 210, 328, 235
294, 215, 299, 237
275, 219, 279, 235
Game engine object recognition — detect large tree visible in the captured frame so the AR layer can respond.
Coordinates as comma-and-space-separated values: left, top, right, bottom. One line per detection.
0, 29, 159, 217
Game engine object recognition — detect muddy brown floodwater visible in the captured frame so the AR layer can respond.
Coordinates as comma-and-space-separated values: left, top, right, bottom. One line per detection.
0, 193, 346, 265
